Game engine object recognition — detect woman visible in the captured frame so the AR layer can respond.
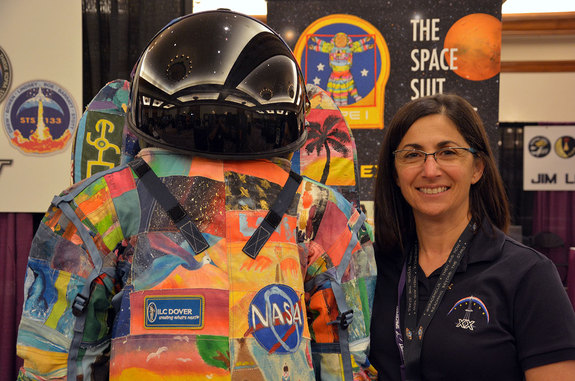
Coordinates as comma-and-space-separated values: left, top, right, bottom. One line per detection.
369, 94, 575, 380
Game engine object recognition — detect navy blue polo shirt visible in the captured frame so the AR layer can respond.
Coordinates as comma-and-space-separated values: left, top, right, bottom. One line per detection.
370, 220, 575, 380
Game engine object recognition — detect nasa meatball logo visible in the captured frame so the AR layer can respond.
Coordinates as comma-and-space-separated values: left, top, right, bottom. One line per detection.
0, 46, 11, 103
249, 284, 304, 354
528, 135, 551, 158
2, 80, 77, 154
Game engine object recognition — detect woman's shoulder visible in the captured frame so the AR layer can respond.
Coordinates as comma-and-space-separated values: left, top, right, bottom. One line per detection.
479, 223, 559, 277
474, 220, 551, 263
500, 234, 559, 274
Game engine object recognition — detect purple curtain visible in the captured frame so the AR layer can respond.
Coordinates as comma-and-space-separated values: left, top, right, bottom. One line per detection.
533, 191, 575, 292
0, 213, 34, 378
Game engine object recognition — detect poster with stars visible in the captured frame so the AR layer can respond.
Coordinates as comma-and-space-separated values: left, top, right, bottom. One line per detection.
267, 0, 502, 205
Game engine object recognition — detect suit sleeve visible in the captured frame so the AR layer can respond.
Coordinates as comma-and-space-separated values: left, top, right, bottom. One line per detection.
16, 176, 126, 380
298, 183, 378, 380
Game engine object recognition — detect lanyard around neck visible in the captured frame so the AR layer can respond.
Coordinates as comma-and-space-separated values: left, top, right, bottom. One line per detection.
395, 220, 477, 381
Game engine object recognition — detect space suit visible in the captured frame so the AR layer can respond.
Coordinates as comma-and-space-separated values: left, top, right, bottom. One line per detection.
16, 10, 377, 381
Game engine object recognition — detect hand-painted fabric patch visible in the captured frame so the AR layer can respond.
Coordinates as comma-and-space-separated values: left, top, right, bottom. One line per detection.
145, 296, 204, 329
249, 284, 304, 354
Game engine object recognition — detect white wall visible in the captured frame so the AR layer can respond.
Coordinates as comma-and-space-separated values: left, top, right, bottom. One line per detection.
499, 34, 575, 122
0, 0, 82, 212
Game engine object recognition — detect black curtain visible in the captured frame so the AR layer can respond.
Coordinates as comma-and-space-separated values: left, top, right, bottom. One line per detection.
82, 0, 193, 108
498, 123, 536, 238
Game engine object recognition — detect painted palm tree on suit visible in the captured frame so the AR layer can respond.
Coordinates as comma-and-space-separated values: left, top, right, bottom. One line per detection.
305, 114, 351, 184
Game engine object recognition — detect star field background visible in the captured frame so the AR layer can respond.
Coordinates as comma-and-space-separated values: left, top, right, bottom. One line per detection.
268, 0, 502, 201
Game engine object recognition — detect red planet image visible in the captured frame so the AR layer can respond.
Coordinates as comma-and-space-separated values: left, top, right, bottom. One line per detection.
444, 13, 502, 81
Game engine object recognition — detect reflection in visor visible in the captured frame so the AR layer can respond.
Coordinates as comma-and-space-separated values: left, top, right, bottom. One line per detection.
128, 10, 308, 159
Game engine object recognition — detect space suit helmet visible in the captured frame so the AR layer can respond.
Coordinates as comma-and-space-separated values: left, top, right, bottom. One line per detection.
127, 9, 309, 159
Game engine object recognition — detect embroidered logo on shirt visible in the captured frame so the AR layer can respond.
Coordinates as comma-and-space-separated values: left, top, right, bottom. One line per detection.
145, 296, 204, 329
248, 284, 304, 354
447, 296, 489, 331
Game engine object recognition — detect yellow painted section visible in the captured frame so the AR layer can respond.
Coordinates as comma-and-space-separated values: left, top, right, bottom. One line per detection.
45, 271, 72, 329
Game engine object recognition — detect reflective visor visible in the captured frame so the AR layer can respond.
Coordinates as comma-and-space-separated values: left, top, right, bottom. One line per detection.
128, 10, 308, 159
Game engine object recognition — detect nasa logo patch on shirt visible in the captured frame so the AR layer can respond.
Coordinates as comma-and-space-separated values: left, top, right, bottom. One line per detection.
249, 284, 304, 354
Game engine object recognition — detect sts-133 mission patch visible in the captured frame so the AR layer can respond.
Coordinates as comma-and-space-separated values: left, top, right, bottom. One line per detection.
2, 80, 77, 154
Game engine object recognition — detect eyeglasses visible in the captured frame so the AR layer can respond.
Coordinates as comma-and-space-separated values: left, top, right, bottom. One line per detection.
393, 146, 477, 166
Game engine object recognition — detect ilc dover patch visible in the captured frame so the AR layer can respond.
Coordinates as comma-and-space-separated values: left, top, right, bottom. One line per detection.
0, 46, 11, 104
145, 296, 205, 329
2, 80, 77, 154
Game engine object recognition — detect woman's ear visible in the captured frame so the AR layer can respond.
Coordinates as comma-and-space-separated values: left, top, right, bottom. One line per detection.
471, 156, 485, 184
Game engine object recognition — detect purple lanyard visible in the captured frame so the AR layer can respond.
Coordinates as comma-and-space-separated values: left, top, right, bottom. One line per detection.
394, 221, 477, 381
395, 261, 408, 381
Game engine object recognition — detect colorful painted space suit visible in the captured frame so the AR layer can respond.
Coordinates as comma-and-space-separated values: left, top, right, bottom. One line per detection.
16, 148, 377, 380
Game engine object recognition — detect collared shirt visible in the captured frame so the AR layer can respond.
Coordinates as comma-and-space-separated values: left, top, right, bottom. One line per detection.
370, 219, 575, 380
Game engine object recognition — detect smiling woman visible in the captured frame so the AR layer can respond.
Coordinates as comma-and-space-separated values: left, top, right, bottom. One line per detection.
392, 113, 484, 251
369, 93, 575, 381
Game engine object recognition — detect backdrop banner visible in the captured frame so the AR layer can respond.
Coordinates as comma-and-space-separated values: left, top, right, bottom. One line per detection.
267, 0, 502, 203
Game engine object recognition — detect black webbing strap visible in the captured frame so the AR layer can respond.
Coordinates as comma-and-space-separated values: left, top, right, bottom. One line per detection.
128, 158, 210, 254
242, 170, 302, 259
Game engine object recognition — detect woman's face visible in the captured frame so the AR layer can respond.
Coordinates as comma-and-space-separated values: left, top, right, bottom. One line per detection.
393, 114, 484, 224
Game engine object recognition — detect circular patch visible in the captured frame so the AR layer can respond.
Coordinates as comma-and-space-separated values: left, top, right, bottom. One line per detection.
555, 136, 575, 159
2, 80, 77, 154
528, 135, 551, 158
0, 46, 12, 103
249, 284, 304, 354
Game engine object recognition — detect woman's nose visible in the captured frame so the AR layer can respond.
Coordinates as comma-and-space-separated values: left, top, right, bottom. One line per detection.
421, 154, 441, 176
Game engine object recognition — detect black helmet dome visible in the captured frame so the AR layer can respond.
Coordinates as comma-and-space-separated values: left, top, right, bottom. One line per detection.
128, 9, 308, 159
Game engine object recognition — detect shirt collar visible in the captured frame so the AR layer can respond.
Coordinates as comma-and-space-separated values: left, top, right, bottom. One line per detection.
457, 218, 505, 273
